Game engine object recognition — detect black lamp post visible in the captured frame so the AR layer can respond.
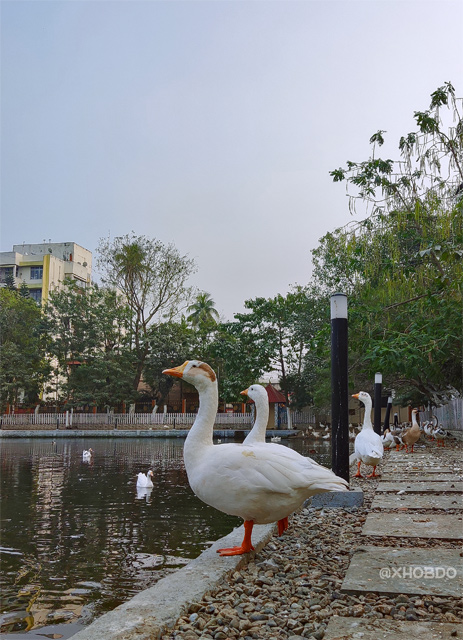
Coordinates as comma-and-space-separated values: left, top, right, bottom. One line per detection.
374, 372, 382, 435
330, 293, 349, 482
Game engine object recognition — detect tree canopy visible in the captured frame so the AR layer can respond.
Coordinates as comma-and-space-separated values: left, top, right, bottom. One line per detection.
96, 233, 196, 390
312, 81, 462, 407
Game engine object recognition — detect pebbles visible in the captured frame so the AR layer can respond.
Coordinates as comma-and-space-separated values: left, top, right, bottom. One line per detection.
161, 441, 463, 639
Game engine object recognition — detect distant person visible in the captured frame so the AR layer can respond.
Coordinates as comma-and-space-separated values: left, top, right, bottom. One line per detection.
393, 413, 399, 429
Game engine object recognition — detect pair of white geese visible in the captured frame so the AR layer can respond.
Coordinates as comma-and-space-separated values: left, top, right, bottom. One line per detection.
163, 360, 381, 557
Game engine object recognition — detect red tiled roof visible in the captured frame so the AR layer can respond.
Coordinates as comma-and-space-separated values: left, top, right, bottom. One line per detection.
265, 383, 286, 404
247, 384, 286, 404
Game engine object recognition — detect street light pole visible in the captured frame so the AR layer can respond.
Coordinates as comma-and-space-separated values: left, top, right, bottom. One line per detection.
331, 293, 349, 482
374, 372, 382, 435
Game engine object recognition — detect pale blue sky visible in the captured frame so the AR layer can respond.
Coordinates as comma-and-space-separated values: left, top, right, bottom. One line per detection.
1, 1, 462, 320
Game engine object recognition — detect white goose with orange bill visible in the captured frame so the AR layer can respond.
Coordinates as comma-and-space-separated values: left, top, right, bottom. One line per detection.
163, 361, 349, 556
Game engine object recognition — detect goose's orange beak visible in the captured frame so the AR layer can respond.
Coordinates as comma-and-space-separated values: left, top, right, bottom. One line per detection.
352, 393, 359, 399
163, 361, 188, 378
240, 388, 249, 396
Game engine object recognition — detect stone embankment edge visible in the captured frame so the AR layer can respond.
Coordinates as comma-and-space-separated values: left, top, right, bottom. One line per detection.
69, 523, 276, 640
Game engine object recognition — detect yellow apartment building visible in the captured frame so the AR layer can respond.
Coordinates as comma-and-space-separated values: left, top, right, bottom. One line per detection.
0, 241, 92, 304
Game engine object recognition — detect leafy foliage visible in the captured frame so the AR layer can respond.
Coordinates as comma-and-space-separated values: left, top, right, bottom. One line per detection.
313, 82, 463, 406
97, 232, 196, 390
0, 288, 49, 410
45, 280, 135, 408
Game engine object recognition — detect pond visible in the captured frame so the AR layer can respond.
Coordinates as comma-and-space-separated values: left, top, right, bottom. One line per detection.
0, 436, 331, 638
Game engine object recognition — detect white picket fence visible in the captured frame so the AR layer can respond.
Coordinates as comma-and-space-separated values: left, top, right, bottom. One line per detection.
0, 409, 319, 429
420, 398, 463, 431
278, 410, 316, 426
0, 411, 253, 428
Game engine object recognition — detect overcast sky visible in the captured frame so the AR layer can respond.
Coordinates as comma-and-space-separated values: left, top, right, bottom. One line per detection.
1, 1, 462, 320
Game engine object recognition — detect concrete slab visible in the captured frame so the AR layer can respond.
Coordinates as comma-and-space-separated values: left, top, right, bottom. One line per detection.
310, 490, 364, 508
341, 546, 463, 597
371, 493, 463, 510
68, 522, 275, 640
381, 474, 460, 482
377, 481, 463, 493
362, 512, 463, 539
324, 617, 463, 640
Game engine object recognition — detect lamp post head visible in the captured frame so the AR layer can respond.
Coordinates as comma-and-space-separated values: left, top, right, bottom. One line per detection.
330, 293, 347, 320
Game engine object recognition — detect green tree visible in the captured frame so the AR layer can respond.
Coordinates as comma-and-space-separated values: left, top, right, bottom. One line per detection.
187, 292, 220, 328
4, 273, 16, 291
19, 282, 30, 298
186, 292, 220, 353
314, 82, 463, 406
142, 318, 197, 408
45, 280, 134, 408
207, 287, 325, 405
0, 288, 49, 410
97, 233, 196, 391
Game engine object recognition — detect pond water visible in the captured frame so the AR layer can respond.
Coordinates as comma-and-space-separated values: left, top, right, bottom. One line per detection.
0, 436, 331, 638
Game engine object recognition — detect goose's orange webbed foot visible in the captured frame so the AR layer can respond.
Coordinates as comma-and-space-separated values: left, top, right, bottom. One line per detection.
217, 521, 254, 556
354, 461, 363, 478
366, 466, 378, 478
277, 517, 289, 536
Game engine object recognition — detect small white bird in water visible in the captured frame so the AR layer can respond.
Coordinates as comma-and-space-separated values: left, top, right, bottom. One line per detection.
82, 448, 93, 461
137, 470, 154, 488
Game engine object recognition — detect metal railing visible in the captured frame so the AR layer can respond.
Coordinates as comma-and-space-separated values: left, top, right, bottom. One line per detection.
0, 411, 253, 428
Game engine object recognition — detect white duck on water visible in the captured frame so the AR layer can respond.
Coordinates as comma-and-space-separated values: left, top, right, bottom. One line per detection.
351, 391, 384, 478
82, 448, 93, 461
137, 470, 154, 488
163, 361, 349, 556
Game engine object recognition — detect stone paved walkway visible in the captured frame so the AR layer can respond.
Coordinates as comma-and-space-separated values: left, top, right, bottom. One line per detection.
330, 444, 463, 639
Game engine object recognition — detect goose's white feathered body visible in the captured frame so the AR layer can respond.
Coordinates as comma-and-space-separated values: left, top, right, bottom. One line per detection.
165, 364, 349, 528
381, 429, 395, 449
353, 392, 384, 474
82, 448, 93, 461
137, 470, 154, 488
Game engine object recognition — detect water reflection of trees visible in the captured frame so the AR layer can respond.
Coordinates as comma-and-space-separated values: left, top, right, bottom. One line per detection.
0, 438, 241, 631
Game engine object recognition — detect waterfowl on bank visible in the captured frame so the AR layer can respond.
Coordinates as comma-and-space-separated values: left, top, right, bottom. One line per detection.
381, 429, 395, 449
137, 470, 154, 488
82, 448, 93, 461
434, 427, 449, 447
163, 361, 349, 556
241, 383, 344, 536
401, 409, 421, 453
351, 392, 384, 478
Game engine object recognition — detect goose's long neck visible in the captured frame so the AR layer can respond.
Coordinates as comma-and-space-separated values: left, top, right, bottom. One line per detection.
255, 395, 269, 438
247, 394, 269, 442
362, 398, 373, 430
185, 380, 218, 453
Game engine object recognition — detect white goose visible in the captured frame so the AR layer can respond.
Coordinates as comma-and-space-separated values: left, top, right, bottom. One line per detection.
82, 448, 93, 461
352, 391, 384, 478
163, 361, 349, 556
381, 429, 395, 449
137, 470, 154, 488
434, 426, 449, 447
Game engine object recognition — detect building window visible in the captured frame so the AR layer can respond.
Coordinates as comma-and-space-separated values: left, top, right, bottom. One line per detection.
30, 266, 43, 280
29, 289, 42, 303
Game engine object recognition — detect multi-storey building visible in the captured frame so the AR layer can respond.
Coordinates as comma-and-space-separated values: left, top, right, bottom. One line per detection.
0, 241, 92, 304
